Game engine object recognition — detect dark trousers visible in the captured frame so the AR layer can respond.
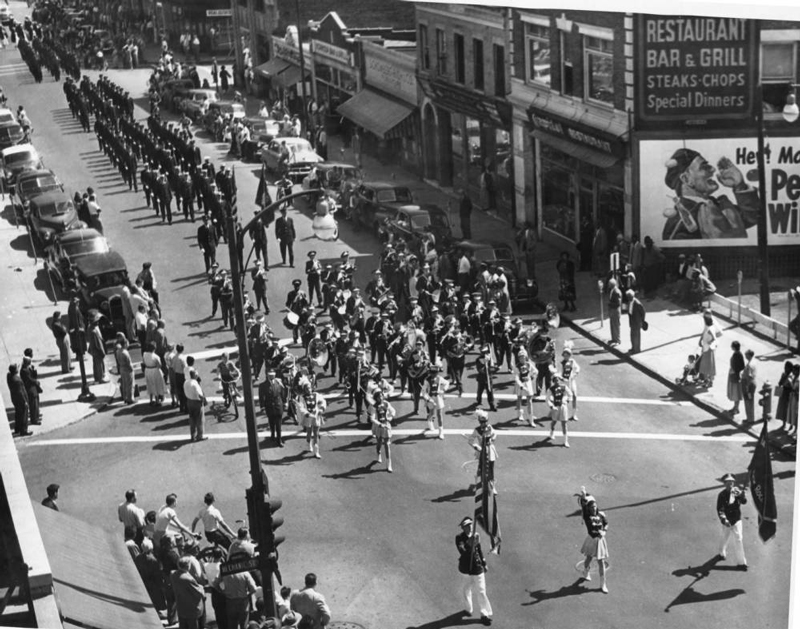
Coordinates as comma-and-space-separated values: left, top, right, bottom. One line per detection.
203, 249, 216, 272
449, 357, 465, 391
205, 529, 232, 550
279, 239, 294, 266
476, 379, 495, 409
175, 373, 187, 412
13, 399, 28, 434
27, 388, 40, 424
268, 412, 282, 442
307, 276, 322, 305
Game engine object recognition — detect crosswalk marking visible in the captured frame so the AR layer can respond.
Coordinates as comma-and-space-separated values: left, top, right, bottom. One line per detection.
27, 428, 753, 447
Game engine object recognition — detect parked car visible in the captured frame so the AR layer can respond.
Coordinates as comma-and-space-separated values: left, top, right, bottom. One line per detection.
0, 108, 14, 125
15, 168, 63, 217
452, 240, 538, 306
0, 6, 13, 24
261, 137, 323, 181
0, 122, 25, 150
25, 190, 84, 246
160, 78, 195, 112
246, 116, 281, 144
45, 228, 110, 289
294, 162, 361, 212
201, 101, 246, 132
381, 204, 453, 253
352, 182, 413, 232
181, 89, 217, 120
1, 144, 42, 191
72, 250, 129, 312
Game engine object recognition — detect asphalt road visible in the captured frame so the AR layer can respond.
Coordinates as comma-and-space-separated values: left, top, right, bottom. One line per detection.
2, 39, 795, 629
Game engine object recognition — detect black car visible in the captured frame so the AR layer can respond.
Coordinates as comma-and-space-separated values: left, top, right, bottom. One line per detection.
15, 168, 63, 216
72, 250, 129, 311
45, 228, 110, 289
352, 182, 413, 232
452, 240, 538, 306
0, 122, 25, 150
26, 190, 84, 246
381, 204, 454, 254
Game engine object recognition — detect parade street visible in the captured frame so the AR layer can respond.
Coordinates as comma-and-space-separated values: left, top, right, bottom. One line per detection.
3, 46, 794, 629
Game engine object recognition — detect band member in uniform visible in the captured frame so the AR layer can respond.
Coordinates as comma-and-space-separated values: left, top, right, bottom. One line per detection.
217, 352, 240, 419
305, 251, 323, 307
349, 348, 370, 423
547, 374, 573, 448
475, 345, 497, 411
513, 346, 537, 426
285, 280, 309, 344
219, 272, 234, 331
426, 365, 449, 439
406, 339, 430, 415
468, 409, 498, 494
561, 342, 580, 421
371, 390, 396, 472
442, 327, 470, 395
299, 387, 327, 459
577, 487, 610, 593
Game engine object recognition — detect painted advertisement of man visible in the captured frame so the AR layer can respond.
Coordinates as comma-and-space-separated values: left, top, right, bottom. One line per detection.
661, 147, 760, 240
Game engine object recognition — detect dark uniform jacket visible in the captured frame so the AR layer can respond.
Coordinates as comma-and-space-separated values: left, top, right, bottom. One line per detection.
456, 531, 486, 576
717, 487, 747, 525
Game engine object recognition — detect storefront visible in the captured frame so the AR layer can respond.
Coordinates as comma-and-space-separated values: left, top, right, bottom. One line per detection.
256, 30, 310, 115
336, 40, 420, 171
419, 77, 514, 221
528, 109, 628, 249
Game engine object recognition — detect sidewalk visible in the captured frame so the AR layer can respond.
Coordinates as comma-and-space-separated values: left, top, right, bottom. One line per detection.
324, 133, 797, 456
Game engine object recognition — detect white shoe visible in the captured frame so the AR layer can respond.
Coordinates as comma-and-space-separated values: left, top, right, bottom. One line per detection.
313, 445, 321, 459
387, 462, 393, 473
438, 428, 444, 440
547, 433, 554, 441
427, 422, 434, 432
517, 412, 524, 422
583, 569, 591, 581
377, 452, 383, 464
601, 583, 608, 593
564, 441, 570, 448
529, 417, 536, 427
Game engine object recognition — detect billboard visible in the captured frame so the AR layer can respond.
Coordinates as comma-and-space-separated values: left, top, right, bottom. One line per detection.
635, 16, 757, 129
638, 137, 800, 248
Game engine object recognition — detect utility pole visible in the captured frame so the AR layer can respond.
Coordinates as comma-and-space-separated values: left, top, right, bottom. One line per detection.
295, 0, 309, 135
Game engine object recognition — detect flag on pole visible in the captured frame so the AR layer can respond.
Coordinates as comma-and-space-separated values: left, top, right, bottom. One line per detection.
748, 421, 777, 543
255, 164, 267, 207
474, 433, 501, 553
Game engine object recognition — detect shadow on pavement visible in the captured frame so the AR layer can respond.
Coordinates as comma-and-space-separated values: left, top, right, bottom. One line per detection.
522, 580, 597, 605
602, 484, 720, 513
666, 557, 745, 612
430, 487, 472, 503
322, 461, 378, 480
405, 611, 479, 628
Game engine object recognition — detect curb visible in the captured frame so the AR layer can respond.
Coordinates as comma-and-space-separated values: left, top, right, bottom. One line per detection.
558, 310, 794, 454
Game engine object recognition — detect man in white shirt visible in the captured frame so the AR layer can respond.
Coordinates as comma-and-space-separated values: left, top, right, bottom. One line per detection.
458, 252, 472, 294
118, 489, 145, 544
183, 368, 207, 441
153, 493, 198, 547
192, 492, 236, 549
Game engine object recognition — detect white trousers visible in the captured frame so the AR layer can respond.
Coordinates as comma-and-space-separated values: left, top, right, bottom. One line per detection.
460, 572, 493, 617
719, 520, 747, 565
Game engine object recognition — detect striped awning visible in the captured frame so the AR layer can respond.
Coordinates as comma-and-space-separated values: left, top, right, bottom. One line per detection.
336, 89, 416, 139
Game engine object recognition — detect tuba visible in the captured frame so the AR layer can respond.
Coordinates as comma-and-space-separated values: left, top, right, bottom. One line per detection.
306, 337, 329, 367
544, 301, 561, 330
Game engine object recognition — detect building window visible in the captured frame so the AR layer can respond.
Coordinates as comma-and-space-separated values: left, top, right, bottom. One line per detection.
493, 44, 505, 95
454, 33, 465, 84
255, 0, 266, 11
436, 28, 447, 75
419, 24, 430, 70
525, 23, 551, 86
761, 41, 797, 113
473, 38, 484, 91
561, 32, 573, 96
584, 35, 613, 105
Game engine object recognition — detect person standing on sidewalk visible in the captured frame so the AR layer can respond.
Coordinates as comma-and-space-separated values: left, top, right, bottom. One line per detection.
697, 310, 721, 387
556, 252, 577, 312
455, 516, 493, 625
627, 290, 646, 355
118, 489, 146, 545
726, 341, 745, 416
170, 557, 206, 629
741, 350, 757, 423
459, 189, 473, 240
716, 473, 748, 570
7, 364, 30, 436
608, 278, 622, 346
87, 311, 108, 383
20, 349, 41, 426
42, 484, 60, 511
51, 311, 73, 373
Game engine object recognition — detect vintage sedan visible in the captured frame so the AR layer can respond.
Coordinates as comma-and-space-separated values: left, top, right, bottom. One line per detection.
0, 107, 16, 125
72, 250, 129, 312
15, 168, 63, 213
1, 144, 43, 191
26, 190, 84, 246
261, 137, 323, 181
181, 88, 218, 120
0, 122, 25, 150
45, 228, 109, 289
160, 78, 195, 112
454, 240, 538, 306
381, 204, 453, 253
352, 182, 413, 232
294, 162, 361, 212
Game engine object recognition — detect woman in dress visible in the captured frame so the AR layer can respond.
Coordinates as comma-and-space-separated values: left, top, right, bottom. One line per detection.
547, 374, 573, 448
115, 336, 135, 405
556, 251, 577, 312
697, 311, 721, 387
371, 390, 396, 472
299, 388, 327, 459
51, 311, 72, 373
561, 342, 580, 421
726, 341, 745, 415
142, 342, 166, 406
775, 361, 794, 431
577, 487, 610, 593
425, 365, 448, 440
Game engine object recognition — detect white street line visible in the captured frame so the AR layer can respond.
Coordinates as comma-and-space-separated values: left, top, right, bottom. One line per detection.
28, 428, 753, 447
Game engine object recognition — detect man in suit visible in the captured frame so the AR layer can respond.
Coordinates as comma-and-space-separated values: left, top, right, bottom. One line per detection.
275, 206, 296, 266
170, 556, 206, 629
626, 289, 646, 355
196, 215, 218, 272
305, 250, 323, 307
258, 369, 287, 446
290, 573, 331, 629
716, 472, 748, 569
7, 364, 30, 435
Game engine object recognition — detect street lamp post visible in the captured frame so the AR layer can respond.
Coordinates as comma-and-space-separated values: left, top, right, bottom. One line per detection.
755, 84, 771, 317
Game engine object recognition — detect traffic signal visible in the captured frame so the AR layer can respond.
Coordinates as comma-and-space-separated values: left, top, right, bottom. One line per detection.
758, 382, 772, 421
263, 497, 284, 584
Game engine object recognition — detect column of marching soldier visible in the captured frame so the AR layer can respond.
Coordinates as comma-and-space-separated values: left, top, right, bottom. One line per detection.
71, 73, 581, 459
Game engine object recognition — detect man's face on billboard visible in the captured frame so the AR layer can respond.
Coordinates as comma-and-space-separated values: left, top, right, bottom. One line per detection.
681, 155, 719, 197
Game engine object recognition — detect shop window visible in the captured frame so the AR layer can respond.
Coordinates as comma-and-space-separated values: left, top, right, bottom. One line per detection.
541, 145, 576, 240
761, 41, 797, 113
493, 44, 505, 96
584, 35, 614, 105
454, 33, 465, 84
436, 28, 447, 75
419, 24, 430, 70
316, 63, 332, 83
473, 38, 484, 91
525, 22, 551, 86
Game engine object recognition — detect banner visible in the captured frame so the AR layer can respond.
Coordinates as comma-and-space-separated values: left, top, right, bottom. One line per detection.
638, 136, 800, 247
747, 421, 777, 543
474, 433, 501, 553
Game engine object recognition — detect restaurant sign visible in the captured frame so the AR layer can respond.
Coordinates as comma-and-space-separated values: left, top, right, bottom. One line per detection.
273, 36, 301, 66
312, 40, 350, 66
635, 15, 757, 128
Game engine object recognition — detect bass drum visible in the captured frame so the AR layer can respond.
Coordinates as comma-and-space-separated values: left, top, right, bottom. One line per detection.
283, 311, 300, 330
528, 334, 555, 364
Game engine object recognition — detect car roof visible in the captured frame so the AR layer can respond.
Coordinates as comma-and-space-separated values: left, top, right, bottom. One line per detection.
318, 161, 356, 170
363, 182, 409, 191
0, 107, 14, 118
72, 250, 127, 275
0, 120, 21, 130
2, 143, 37, 157
458, 239, 514, 251
17, 168, 56, 182
54, 228, 105, 245
29, 190, 71, 205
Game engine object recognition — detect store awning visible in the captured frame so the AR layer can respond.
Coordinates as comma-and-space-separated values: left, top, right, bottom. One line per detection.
36, 504, 164, 629
336, 89, 415, 139
255, 57, 291, 79
531, 129, 621, 169
273, 63, 308, 89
